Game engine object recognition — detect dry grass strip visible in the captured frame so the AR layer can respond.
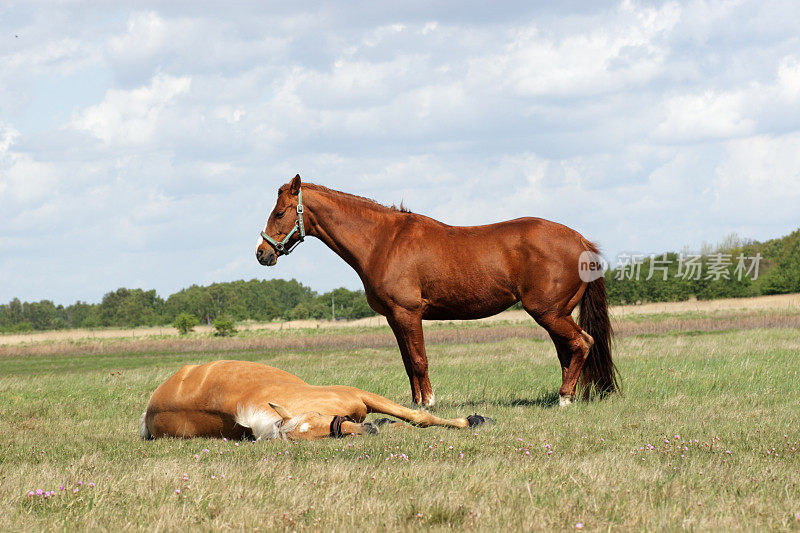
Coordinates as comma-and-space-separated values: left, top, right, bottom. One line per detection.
3, 312, 798, 359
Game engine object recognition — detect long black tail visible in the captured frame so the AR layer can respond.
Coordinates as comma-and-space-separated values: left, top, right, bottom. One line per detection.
578, 276, 620, 399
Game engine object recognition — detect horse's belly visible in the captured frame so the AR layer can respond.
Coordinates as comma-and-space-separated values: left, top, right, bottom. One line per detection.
422, 302, 514, 320
420, 282, 517, 320
149, 409, 249, 439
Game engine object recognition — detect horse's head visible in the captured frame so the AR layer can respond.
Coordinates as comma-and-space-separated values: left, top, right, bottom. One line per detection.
269, 403, 377, 441
256, 174, 304, 266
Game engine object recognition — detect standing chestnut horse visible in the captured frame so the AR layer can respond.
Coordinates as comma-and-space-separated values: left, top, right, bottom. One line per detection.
256, 175, 619, 407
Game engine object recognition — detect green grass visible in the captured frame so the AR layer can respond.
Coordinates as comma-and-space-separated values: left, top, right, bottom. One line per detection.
1, 326, 799, 531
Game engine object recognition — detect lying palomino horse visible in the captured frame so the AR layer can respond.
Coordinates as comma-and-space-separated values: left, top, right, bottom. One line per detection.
256, 175, 620, 407
140, 360, 492, 441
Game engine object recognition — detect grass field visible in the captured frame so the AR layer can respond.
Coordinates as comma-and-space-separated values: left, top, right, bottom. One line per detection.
2, 304, 799, 530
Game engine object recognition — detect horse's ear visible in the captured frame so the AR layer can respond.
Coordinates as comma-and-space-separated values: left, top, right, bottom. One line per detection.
289, 174, 301, 195
269, 402, 294, 422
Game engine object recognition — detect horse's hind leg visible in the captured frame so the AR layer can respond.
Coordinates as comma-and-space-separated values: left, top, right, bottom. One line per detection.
529, 312, 593, 406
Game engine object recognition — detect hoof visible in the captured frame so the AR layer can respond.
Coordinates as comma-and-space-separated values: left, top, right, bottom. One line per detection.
372, 417, 396, 427
466, 414, 495, 427
559, 395, 573, 407
362, 422, 379, 435
413, 394, 436, 409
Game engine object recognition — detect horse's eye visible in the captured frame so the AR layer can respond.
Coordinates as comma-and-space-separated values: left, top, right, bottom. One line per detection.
275, 210, 285, 219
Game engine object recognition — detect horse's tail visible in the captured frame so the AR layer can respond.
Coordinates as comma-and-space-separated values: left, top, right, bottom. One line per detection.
578, 275, 620, 399
139, 410, 153, 440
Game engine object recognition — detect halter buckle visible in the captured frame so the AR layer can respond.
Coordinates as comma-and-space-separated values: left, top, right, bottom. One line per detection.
296, 204, 304, 214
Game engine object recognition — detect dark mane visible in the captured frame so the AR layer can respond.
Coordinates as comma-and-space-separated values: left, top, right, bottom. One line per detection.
304, 183, 412, 213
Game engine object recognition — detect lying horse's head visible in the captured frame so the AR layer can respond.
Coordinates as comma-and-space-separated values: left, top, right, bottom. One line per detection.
256, 174, 304, 266
238, 402, 377, 441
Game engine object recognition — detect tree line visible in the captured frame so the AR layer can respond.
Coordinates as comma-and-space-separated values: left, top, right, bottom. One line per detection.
604, 228, 800, 304
0, 279, 376, 333
2, 228, 798, 332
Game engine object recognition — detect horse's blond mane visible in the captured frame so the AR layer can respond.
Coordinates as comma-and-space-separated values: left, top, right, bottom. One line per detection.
303, 183, 412, 213
235, 404, 305, 441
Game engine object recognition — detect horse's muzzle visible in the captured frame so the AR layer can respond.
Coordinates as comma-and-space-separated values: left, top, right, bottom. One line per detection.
256, 248, 277, 266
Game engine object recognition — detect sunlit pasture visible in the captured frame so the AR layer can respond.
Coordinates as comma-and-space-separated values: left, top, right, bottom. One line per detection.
1, 310, 798, 530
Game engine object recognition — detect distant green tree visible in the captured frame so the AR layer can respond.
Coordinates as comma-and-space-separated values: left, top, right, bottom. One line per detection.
760, 253, 800, 294
213, 315, 237, 337
350, 293, 375, 318
20, 300, 61, 330
96, 288, 165, 327
289, 303, 310, 320
3, 321, 33, 333
173, 313, 197, 335
64, 301, 94, 328
308, 287, 377, 320
757, 229, 800, 294
80, 314, 101, 328
0, 298, 24, 329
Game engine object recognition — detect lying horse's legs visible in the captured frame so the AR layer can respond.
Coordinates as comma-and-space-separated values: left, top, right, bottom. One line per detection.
532, 313, 593, 406
357, 391, 490, 429
387, 311, 434, 407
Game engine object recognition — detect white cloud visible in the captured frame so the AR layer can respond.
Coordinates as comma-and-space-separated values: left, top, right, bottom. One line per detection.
70, 74, 191, 145
655, 90, 756, 142
777, 56, 800, 101
478, 2, 681, 98
2, 1, 800, 303
655, 55, 800, 143
713, 132, 800, 220
0, 122, 19, 154
108, 11, 168, 58
0, 122, 59, 204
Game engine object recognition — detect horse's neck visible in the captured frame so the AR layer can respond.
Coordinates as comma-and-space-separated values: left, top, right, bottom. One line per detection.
305, 189, 391, 276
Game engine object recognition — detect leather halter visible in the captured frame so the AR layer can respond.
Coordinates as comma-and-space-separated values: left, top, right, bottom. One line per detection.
329, 415, 354, 438
260, 188, 305, 255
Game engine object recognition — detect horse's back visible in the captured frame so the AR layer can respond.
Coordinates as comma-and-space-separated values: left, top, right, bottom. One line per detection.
450, 216, 586, 249
394, 215, 588, 266
148, 360, 307, 405
374, 215, 590, 319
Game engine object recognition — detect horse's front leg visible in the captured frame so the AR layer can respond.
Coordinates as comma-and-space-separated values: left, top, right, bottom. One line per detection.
387, 311, 434, 407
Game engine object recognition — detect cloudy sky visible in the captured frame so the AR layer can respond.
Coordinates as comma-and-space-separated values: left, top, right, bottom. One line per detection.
2, 1, 799, 305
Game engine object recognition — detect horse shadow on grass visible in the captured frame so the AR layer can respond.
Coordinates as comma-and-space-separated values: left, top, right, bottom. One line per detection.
438, 390, 561, 410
